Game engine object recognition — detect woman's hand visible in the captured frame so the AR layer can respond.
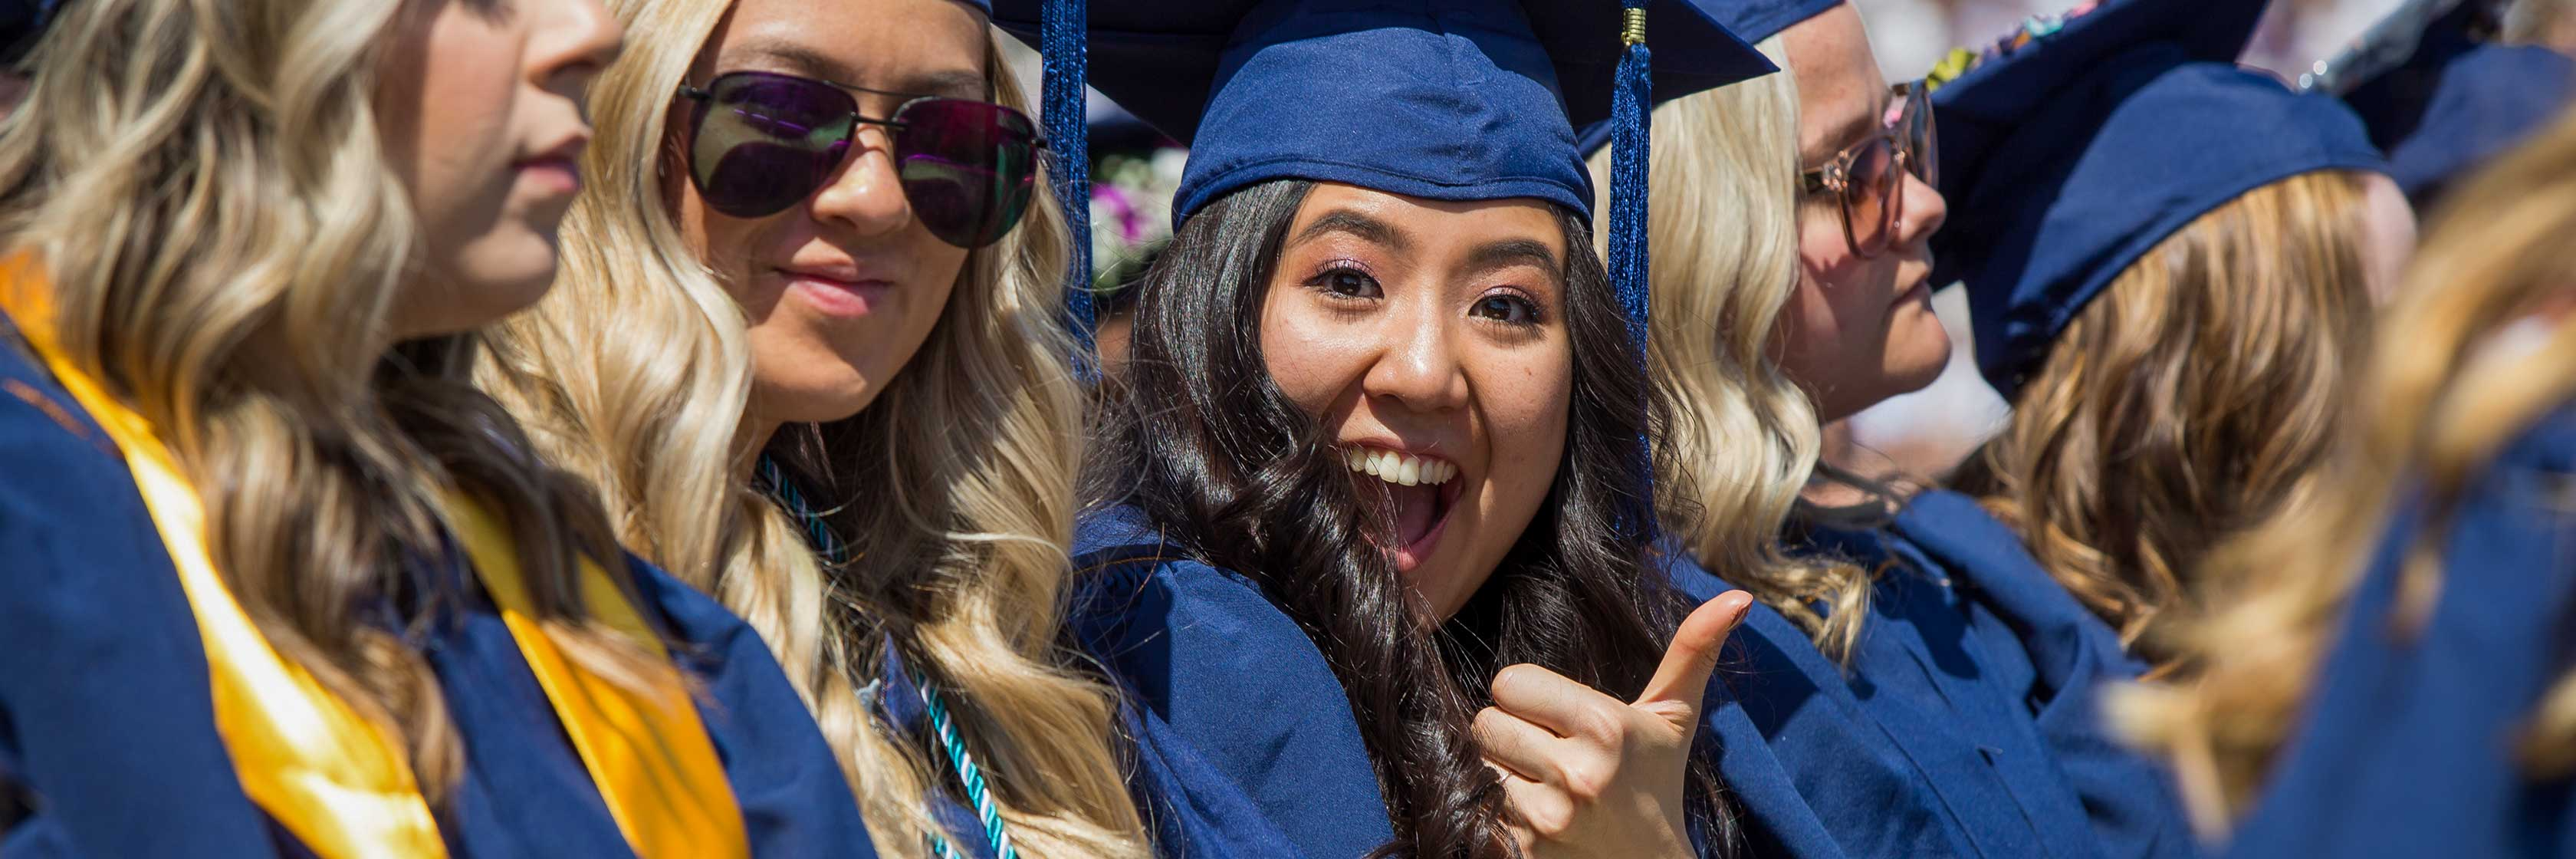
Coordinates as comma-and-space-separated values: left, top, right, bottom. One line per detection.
1474, 591, 1753, 858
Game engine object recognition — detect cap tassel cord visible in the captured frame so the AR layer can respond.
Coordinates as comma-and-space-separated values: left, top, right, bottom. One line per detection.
1043, 0, 1097, 378
1610, 0, 1657, 540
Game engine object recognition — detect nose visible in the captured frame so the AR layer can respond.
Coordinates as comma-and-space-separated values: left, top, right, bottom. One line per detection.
807, 123, 915, 239
1359, 298, 1472, 417
1894, 172, 1947, 250
529, 0, 626, 97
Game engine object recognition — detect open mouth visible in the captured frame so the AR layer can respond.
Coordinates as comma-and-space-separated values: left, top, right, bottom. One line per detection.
1342, 446, 1464, 572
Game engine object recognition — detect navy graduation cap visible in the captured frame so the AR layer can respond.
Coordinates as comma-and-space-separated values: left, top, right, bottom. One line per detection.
997, 0, 1772, 221
1574, 0, 1842, 155
1, 0, 61, 64
2325, 0, 2575, 208
1926, 0, 2386, 400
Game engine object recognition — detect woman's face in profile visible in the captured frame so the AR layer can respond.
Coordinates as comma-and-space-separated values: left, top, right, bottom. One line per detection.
377, 0, 625, 339
1257, 182, 1575, 620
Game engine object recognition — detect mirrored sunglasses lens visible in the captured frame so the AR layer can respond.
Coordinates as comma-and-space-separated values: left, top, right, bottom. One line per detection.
893, 99, 1040, 248
692, 74, 853, 219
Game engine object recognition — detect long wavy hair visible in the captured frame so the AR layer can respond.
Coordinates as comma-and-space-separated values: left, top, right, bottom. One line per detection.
2116, 109, 2576, 834
1087, 178, 1727, 857
1952, 169, 2377, 649
470, 2, 1147, 854
0, 0, 653, 796
1588, 35, 1877, 661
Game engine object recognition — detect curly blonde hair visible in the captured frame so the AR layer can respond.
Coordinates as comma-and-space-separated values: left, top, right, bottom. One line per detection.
1590, 36, 1876, 660
0, 0, 653, 795
471, 2, 1148, 854
1954, 169, 2377, 650
2118, 108, 2576, 836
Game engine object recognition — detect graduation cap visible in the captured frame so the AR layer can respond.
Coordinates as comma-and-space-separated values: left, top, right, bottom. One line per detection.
1925, 0, 2385, 400
1572, 0, 1842, 155
991, 0, 1774, 532
2321, 0, 2575, 208
1, 0, 61, 65
996, 0, 1771, 220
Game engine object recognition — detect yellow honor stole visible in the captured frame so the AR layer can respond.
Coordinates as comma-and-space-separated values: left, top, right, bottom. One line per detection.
0, 259, 751, 859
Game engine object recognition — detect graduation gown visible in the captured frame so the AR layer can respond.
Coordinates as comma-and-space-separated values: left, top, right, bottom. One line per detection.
0, 317, 876, 858
2224, 404, 2576, 858
1069, 506, 1392, 859
1667, 488, 2198, 859
869, 643, 1306, 859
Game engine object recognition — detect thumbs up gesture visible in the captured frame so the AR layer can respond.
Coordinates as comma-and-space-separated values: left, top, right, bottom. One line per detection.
1474, 591, 1753, 858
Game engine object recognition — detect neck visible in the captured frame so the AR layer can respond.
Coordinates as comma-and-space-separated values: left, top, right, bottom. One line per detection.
734, 414, 782, 478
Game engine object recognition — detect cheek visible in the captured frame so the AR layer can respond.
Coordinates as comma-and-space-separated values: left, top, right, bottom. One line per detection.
1257, 291, 1364, 414
402, 45, 522, 225
1475, 346, 1572, 489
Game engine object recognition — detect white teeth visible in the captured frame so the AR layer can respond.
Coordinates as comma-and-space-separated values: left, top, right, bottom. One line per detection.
1340, 447, 1457, 486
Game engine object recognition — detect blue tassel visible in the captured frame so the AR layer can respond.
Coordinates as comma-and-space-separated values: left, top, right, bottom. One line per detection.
1610, 0, 1656, 541
1041, 0, 1096, 378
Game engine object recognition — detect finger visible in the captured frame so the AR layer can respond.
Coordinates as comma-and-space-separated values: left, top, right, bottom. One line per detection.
1495, 765, 1572, 843
1473, 706, 1569, 783
1632, 590, 1753, 716
1490, 662, 1626, 741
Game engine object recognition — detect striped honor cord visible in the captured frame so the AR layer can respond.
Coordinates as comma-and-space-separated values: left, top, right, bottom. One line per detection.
757, 456, 1021, 859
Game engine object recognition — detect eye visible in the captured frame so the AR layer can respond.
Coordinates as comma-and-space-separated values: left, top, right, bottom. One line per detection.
1470, 291, 1542, 326
1305, 265, 1382, 301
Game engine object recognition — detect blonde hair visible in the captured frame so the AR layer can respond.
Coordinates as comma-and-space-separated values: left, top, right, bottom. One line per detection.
0, 0, 652, 795
2118, 108, 2576, 834
472, 2, 1148, 855
1957, 169, 2376, 649
2505, 0, 2576, 45
1589, 36, 1875, 660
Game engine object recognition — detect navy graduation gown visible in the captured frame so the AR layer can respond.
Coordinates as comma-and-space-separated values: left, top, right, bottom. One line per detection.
1069, 506, 1392, 859
2225, 404, 2576, 858
1668, 488, 2196, 859
872, 643, 1305, 859
0, 324, 876, 858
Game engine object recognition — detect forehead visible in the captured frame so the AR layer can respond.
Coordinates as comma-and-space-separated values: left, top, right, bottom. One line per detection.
1290, 183, 1566, 255
710, 0, 990, 99
1780, 5, 1885, 163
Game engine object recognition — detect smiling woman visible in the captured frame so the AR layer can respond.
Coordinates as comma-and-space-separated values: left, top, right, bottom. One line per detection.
1064, 0, 1779, 856
469, 0, 1171, 856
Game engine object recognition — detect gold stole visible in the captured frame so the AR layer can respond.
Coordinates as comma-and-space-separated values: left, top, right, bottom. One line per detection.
0, 259, 751, 859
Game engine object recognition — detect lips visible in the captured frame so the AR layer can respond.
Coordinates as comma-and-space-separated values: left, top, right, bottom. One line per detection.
1344, 445, 1464, 572
514, 134, 589, 196
780, 268, 895, 318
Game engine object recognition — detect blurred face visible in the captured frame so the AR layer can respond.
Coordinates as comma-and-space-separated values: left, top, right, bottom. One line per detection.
675, 0, 986, 434
1774, 4, 1951, 422
379, 0, 624, 339
2358, 172, 2417, 302
1260, 183, 1574, 621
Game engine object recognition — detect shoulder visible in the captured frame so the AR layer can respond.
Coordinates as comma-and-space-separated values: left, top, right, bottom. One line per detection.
1070, 507, 1318, 668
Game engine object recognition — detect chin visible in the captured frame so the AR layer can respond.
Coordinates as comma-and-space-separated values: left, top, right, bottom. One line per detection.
754, 375, 886, 426
1886, 319, 1954, 396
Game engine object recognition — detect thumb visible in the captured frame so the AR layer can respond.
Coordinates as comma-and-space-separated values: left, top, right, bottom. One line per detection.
1631, 590, 1753, 721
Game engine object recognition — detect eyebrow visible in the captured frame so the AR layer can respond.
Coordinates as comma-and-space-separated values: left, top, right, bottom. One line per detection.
1464, 239, 1560, 276
1809, 87, 1891, 167
1290, 209, 1411, 255
724, 38, 987, 100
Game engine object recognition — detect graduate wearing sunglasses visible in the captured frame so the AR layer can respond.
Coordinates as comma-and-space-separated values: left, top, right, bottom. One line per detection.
1578, 1, 2201, 856
475, 0, 1301, 856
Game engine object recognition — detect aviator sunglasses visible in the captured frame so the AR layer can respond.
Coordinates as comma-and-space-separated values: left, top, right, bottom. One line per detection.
1800, 80, 1937, 258
676, 70, 1047, 248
